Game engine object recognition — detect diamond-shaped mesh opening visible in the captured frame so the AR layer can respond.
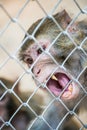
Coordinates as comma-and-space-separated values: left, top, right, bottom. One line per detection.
28, 87, 53, 115
67, 24, 87, 46
64, 49, 87, 78
28, 93, 44, 115
61, 82, 85, 111
78, 68, 87, 91
75, 96, 87, 114
0, 22, 25, 55
11, 106, 36, 130
49, 33, 75, 65
60, 114, 82, 130
30, 116, 51, 130
43, 100, 68, 129
0, 58, 24, 79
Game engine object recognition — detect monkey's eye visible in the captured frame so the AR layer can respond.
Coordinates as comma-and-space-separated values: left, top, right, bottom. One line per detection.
37, 45, 46, 55
37, 48, 43, 55
24, 56, 33, 64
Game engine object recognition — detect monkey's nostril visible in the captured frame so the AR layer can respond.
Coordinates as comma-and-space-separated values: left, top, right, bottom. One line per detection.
37, 69, 41, 75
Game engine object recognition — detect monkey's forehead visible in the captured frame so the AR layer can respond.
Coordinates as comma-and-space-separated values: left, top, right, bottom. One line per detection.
27, 9, 71, 34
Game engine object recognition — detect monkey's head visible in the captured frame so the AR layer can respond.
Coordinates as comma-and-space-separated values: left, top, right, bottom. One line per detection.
19, 10, 87, 105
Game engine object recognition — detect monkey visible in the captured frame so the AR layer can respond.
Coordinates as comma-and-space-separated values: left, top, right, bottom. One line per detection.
0, 78, 18, 128
0, 77, 43, 130
0, 77, 31, 130
19, 10, 87, 130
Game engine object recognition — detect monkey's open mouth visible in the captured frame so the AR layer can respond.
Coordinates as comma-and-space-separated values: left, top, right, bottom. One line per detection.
47, 73, 74, 98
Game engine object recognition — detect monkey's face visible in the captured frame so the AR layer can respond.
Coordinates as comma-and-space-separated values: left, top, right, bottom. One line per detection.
19, 9, 87, 103
20, 37, 84, 102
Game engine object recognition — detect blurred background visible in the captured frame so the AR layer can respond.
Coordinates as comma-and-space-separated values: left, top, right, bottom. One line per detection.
0, 0, 87, 129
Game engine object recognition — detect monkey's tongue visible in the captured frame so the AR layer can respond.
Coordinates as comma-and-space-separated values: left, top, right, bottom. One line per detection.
47, 73, 70, 96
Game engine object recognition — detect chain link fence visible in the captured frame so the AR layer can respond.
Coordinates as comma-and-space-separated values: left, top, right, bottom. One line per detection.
0, 0, 87, 130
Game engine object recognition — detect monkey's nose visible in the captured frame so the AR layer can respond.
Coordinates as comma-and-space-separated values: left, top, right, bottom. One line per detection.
37, 69, 41, 75
32, 67, 41, 77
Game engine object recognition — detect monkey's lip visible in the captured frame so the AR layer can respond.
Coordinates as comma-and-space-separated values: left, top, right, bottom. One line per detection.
47, 72, 78, 99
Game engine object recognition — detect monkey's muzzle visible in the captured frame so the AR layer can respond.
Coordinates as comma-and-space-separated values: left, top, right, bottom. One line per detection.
47, 72, 79, 99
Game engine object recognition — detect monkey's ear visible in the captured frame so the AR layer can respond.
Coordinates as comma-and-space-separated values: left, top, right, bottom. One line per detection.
54, 10, 72, 29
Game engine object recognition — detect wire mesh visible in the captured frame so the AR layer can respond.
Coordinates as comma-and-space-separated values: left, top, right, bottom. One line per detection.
0, 0, 87, 130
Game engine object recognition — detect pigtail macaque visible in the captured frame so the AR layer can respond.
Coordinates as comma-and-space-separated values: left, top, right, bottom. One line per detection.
19, 10, 87, 130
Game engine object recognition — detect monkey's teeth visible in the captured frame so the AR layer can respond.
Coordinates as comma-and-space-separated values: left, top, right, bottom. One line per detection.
51, 75, 58, 81
68, 84, 73, 93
